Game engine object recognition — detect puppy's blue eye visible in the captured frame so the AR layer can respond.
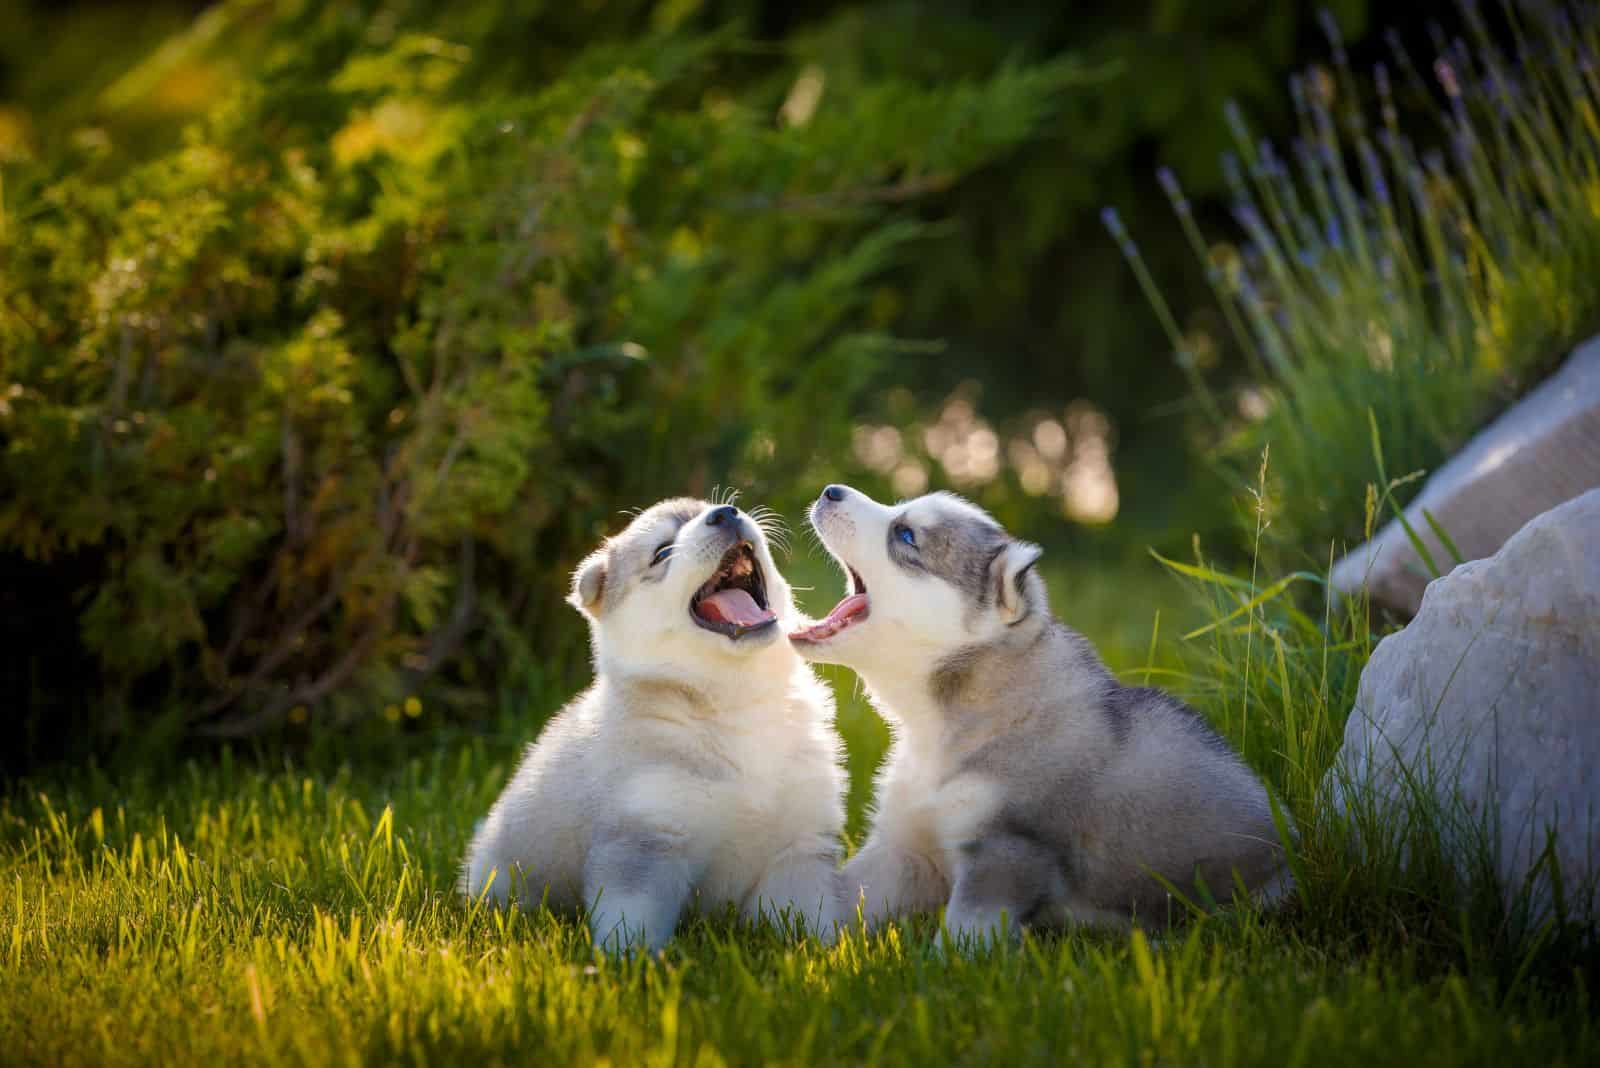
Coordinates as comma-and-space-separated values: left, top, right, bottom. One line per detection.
650, 543, 674, 566
895, 525, 916, 547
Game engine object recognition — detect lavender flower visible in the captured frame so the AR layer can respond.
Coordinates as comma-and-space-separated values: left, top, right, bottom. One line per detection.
1224, 99, 1250, 145
1319, 9, 1349, 67
1358, 140, 1391, 206
1435, 58, 1461, 99
1222, 151, 1245, 196
1232, 201, 1267, 235
1156, 167, 1190, 217
1101, 207, 1135, 257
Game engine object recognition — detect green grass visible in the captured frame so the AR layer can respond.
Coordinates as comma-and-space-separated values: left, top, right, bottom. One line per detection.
4, 540, 1596, 1067
2, 741, 1594, 1067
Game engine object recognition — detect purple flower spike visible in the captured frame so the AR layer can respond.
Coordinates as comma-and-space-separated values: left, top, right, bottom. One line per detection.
1232, 202, 1268, 237
1406, 167, 1429, 210
1237, 274, 1263, 306
1101, 206, 1136, 256
1293, 138, 1317, 175
1259, 141, 1286, 180
1319, 9, 1348, 65
1318, 9, 1343, 48
1157, 167, 1190, 217
1224, 99, 1250, 143
1435, 58, 1461, 99
1222, 151, 1244, 193
1358, 141, 1391, 205
1289, 73, 1307, 114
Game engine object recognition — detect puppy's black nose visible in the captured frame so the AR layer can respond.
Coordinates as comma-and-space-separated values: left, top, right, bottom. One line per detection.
706, 505, 737, 527
822, 485, 847, 502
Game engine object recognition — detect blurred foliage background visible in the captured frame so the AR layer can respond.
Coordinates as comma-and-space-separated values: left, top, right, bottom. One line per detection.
12, 0, 1518, 772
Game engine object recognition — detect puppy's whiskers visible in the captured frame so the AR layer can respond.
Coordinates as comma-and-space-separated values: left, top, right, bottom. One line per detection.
800, 522, 827, 560
747, 506, 793, 557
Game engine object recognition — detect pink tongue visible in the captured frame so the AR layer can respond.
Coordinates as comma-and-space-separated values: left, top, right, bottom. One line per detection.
697, 588, 773, 626
825, 593, 869, 623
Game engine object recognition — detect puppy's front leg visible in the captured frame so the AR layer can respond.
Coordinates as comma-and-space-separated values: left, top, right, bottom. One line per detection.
943, 833, 1067, 949
745, 838, 844, 940
584, 824, 702, 953
839, 841, 949, 932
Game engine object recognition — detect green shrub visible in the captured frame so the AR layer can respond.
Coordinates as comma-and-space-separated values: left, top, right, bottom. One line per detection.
0, 3, 1088, 751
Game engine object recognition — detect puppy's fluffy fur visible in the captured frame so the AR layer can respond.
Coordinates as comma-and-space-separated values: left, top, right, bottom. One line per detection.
792, 486, 1290, 942
461, 498, 845, 951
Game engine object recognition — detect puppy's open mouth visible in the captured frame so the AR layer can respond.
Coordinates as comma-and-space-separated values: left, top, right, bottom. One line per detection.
789, 565, 870, 644
691, 542, 777, 639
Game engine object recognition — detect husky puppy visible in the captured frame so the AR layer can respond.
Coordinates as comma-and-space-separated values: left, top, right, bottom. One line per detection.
462, 498, 846, 951
791, 485, 1289, 942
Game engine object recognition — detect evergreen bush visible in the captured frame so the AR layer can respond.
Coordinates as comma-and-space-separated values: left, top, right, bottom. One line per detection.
0, 2, 1086, 750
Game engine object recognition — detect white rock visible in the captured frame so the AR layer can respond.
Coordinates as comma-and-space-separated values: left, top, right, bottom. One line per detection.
1330, 334, 1600, 616
1328, 489, 1600, 926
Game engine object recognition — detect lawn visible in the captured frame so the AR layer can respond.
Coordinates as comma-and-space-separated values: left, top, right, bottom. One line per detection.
4, 717, 1595, 1067
3, 559, 1596, 1067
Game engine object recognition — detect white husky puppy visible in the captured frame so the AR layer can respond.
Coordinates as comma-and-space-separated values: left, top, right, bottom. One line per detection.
461, 498, 846, 951
791, 485, 1289, 942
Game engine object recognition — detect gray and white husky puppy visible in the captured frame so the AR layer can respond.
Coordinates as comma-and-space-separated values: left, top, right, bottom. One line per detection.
791, 485, 1289, 942
462, 498, 846, 951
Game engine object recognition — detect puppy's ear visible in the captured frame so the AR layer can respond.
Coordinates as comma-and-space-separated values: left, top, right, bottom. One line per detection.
568, 550, 608, 619
989, 539, 1043, 625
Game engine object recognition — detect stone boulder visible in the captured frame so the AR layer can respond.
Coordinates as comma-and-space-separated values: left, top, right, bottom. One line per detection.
1330, 335, 1600, 616
1327, 489, 1600, 926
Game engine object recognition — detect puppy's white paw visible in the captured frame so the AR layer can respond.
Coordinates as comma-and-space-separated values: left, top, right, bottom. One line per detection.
939, 905, 1023, 955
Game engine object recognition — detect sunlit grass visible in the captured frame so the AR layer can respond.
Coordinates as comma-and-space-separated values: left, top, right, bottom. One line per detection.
4, 733, 1596, 1068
